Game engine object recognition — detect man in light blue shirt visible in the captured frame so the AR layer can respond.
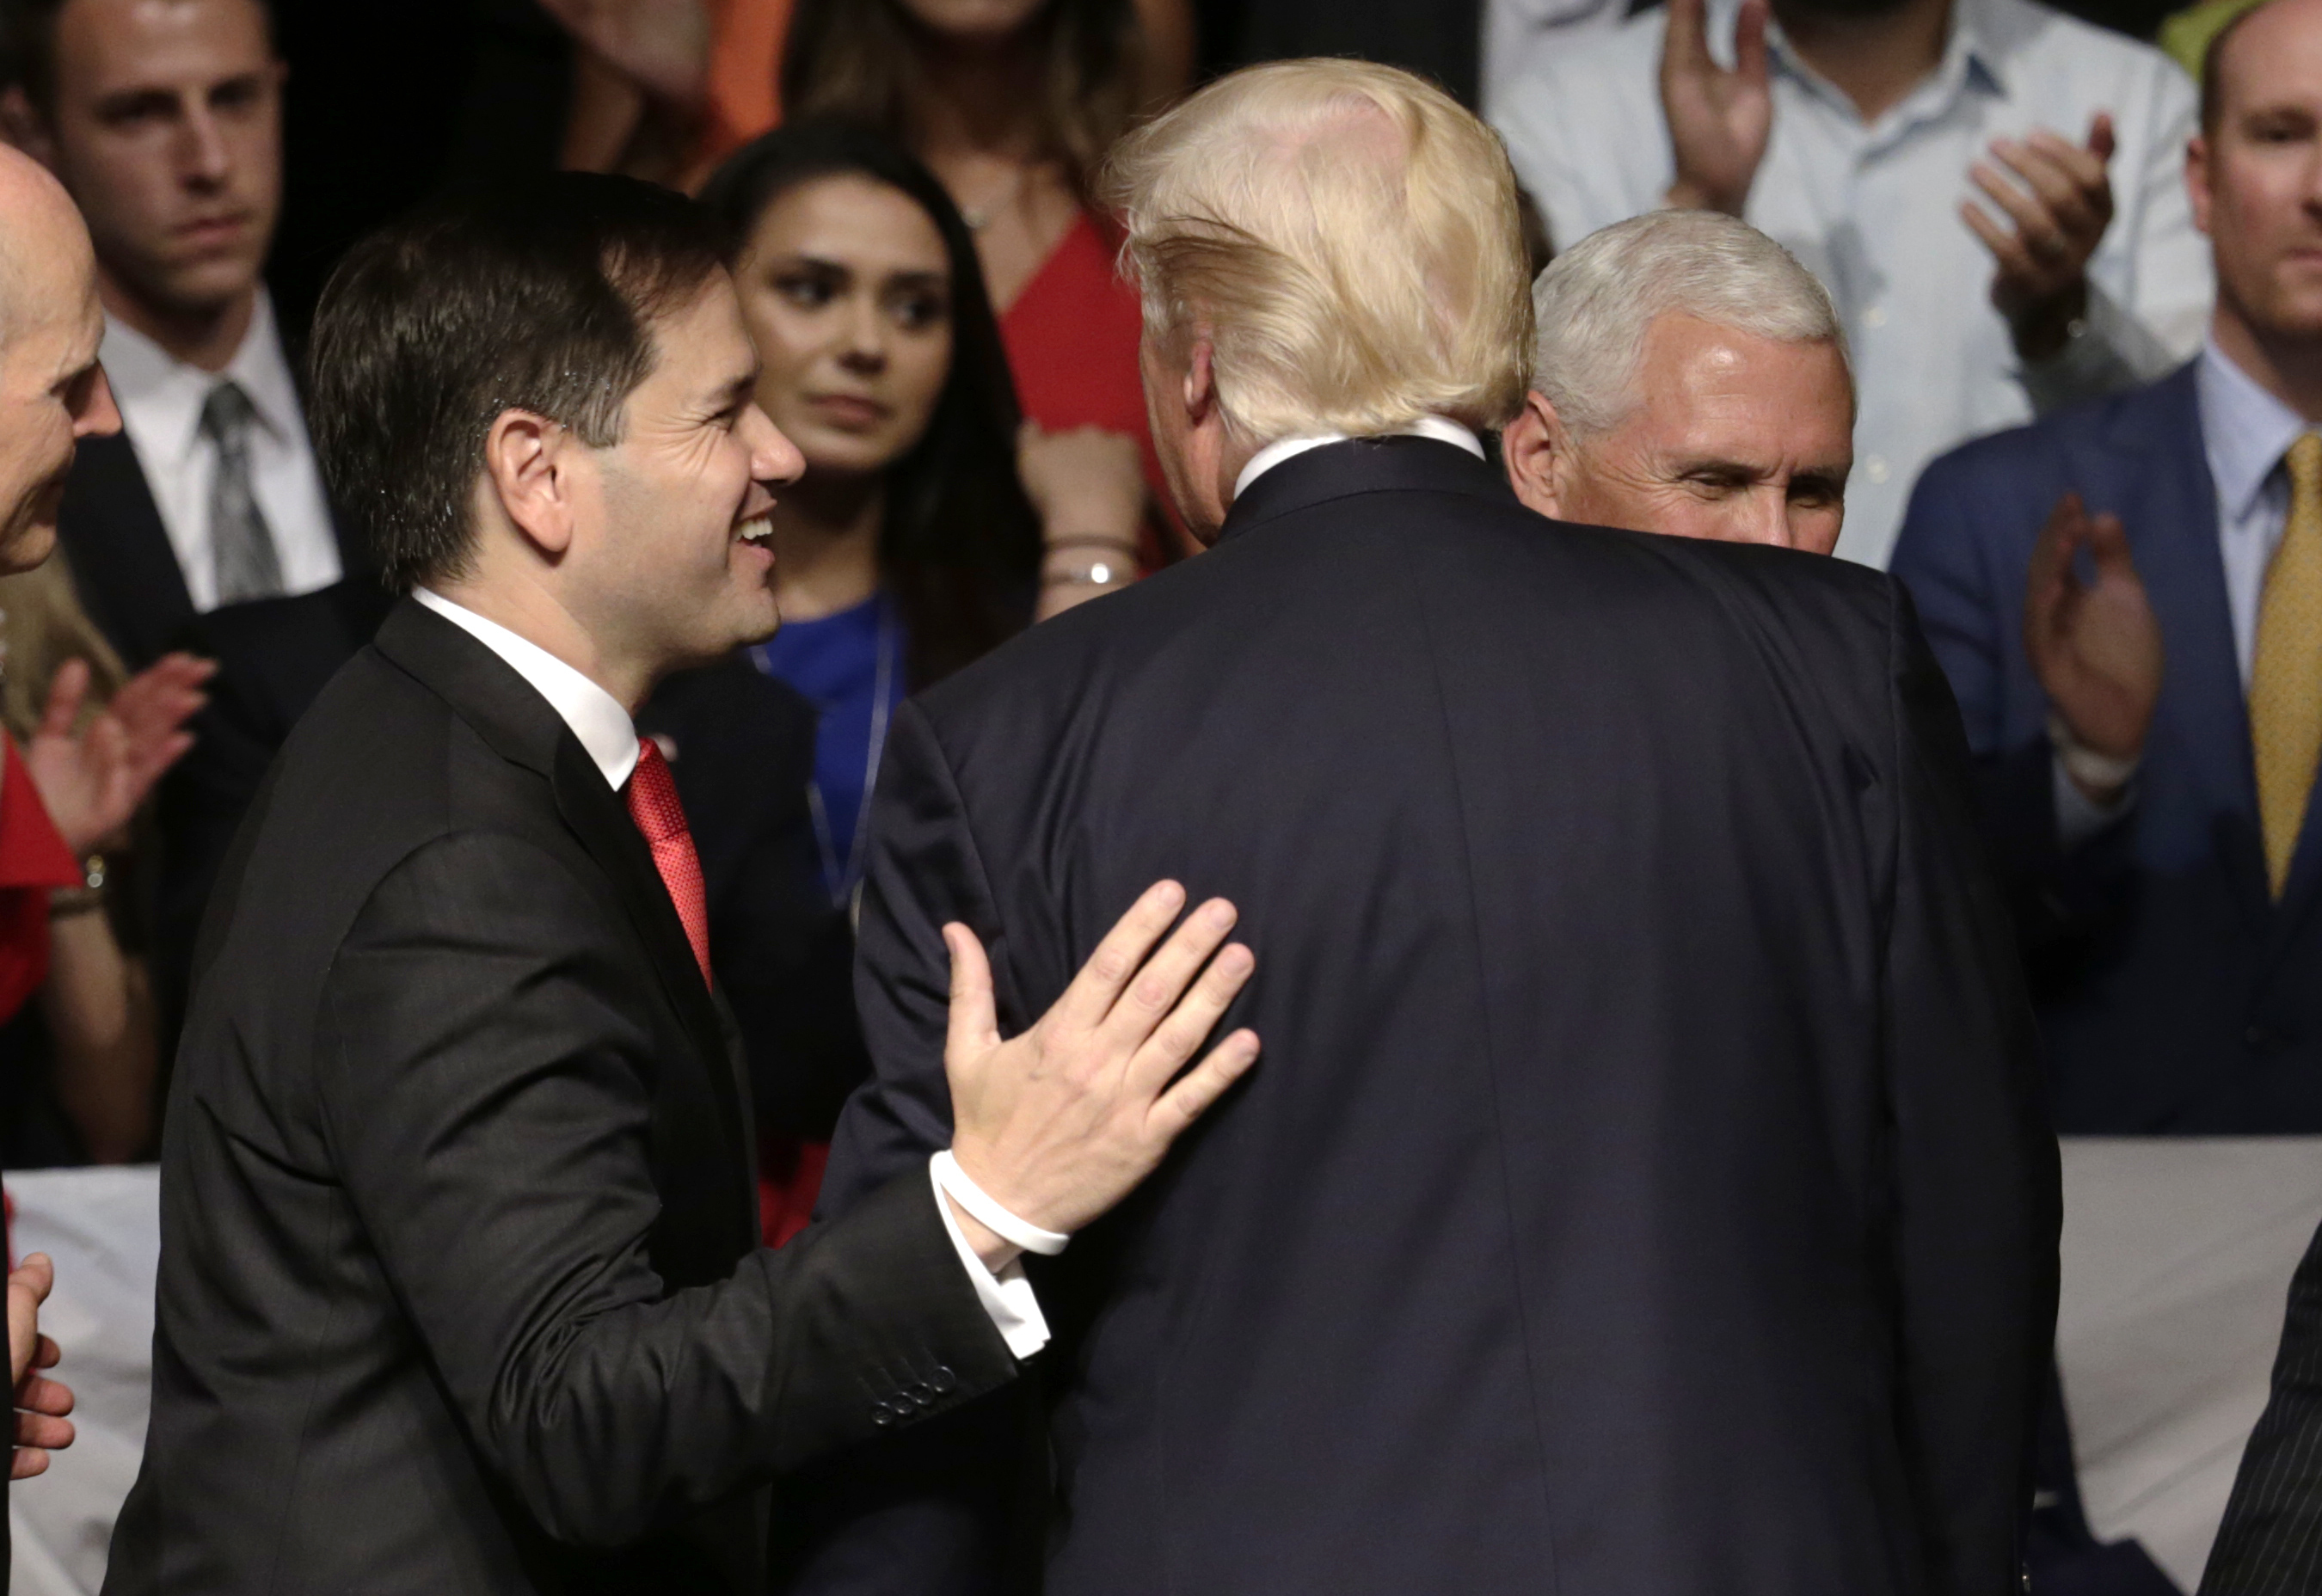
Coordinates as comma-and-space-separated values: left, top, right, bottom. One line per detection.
1496, 0, 2213, 567
1886, 0, 2322, 1137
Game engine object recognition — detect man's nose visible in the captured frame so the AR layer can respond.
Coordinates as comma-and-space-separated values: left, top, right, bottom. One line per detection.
1745, 485, 1800, 550
179, 102, 233, 187
77, 366, 123, 441
744, 402, 806, 488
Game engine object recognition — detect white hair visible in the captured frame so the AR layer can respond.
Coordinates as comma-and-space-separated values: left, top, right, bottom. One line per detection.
1101, 58, 1533, 444
1531, 211, 1850, 435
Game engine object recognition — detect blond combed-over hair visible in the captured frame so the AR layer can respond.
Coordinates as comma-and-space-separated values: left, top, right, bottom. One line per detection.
1100, 58, 1533, 445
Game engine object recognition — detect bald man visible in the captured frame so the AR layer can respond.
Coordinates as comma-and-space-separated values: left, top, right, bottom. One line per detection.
0, 138, 120, 1591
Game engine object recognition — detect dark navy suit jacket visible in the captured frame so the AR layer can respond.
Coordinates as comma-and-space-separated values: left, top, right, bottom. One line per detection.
794, 438, 2057, 1596
1892, 363, 2322, 1134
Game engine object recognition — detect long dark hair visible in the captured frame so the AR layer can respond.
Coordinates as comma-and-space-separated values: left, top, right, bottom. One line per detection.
780, 0, 1143, 202
698, 121, 1041, 687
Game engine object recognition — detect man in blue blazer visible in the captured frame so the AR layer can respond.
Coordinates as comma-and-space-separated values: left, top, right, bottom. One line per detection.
1891, 0, 2322, 1136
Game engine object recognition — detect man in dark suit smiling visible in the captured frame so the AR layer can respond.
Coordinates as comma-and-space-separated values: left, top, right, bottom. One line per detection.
101, 172, 1260, 1596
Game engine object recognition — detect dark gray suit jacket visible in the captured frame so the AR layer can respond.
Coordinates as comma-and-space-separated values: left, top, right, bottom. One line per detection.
2202, 1219, 2322, 1594
797, 439, 2061, 1595
102, 599, 1019, 1594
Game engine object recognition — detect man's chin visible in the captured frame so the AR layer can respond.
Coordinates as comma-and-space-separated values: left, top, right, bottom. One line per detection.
0, 520, 60, 577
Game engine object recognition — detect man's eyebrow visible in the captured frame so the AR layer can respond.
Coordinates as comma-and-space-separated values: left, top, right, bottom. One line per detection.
703, 370, 758, 412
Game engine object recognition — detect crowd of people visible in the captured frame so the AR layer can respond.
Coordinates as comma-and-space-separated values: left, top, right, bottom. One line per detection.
0, 0, 2315, 1593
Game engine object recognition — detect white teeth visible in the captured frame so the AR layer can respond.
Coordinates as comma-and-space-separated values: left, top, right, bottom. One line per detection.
735, 516, 774, 548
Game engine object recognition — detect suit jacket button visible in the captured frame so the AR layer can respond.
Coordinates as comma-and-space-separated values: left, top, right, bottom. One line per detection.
930, 1366, 957, 1395
871, 1403, 896, 1427
904, 1381, 934, 1407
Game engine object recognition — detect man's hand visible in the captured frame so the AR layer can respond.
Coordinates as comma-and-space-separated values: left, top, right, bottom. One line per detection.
9, 1253, 75, 1481
944, 881, 1259, 1266
1963, 114, 2117, 364
2024, 492, 2162, 801
23, 652, 212, 856
1661, 0, 1772, 216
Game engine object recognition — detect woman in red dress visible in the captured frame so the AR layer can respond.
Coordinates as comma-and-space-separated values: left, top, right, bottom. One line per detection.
782, 0, 1199, 570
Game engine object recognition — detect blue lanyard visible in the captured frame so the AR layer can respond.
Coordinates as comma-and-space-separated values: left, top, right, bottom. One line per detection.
800, 600, 900, 912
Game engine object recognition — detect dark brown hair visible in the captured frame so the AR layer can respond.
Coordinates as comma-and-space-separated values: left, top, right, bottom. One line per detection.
698, 120, 1040, 687
0, 0, 275, 119
307, 173, 726, 592
780, 0, 1142, 201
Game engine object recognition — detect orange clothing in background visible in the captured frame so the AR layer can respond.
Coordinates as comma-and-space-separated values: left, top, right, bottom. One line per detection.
0, 739, 85, 1027
686, 0, 791, 186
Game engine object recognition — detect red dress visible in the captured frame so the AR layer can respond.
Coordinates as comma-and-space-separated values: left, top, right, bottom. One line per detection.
999, 211, 1182, 559
0, 739, 80, 1025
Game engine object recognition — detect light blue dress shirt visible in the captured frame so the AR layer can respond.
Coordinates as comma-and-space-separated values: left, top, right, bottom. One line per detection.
1495, 0, 2214, 569
2196, 337, 2302, 687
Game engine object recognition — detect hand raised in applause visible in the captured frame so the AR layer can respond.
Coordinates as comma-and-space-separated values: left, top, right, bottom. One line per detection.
533, 0, 710, 105
943, 881, 1259, 1267
9, 1253, 75, 1481
1963, 114, 2117, 363
1661, 0, 1772, 217
2024, 492, 2162, 801
23, 651, 212, 856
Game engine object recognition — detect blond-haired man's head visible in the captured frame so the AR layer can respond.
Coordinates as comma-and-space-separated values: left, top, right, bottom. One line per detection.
1102, 58, 1532, 539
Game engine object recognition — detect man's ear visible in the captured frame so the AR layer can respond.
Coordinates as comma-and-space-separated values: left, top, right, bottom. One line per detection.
1183, 335, 1217, 428
0, 88, 57, 168
480, 408, 580, 561
2185, 133, 2214, 238
1502, 390, 1573, 520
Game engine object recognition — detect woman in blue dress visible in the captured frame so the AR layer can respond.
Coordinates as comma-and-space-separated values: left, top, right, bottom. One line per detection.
699, 121, 1146, 1235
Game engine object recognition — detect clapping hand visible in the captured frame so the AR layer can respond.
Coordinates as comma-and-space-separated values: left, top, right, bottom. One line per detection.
943, 881, 1260, 1265
2024, 492, 2162, 799
1661, 0, 1773, 216
1963, 114, 2117, 362
9, 1253, 75, 1481
22, 651, 212, 856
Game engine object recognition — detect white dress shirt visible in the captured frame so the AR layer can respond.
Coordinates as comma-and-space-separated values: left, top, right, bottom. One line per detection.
2055, 337, 2305, 846
101, 292, 343, 611
1494, 0, 2213, 569
1234, 416, 1488, 500
413, 587, 1049, 1359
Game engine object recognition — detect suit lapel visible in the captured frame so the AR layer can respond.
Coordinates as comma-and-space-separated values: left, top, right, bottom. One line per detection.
2084, 370, 2273, 927
372, 603, 754, 1222
56, 433, 196, 668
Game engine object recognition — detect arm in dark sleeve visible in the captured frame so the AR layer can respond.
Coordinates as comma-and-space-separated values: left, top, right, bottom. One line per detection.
316, 827, 1018, 1549
1880, 582, 2062, 1596
2200, 1221, 2322, 1596
822, 698, 1029, 1216
781, 698, 1037, 1593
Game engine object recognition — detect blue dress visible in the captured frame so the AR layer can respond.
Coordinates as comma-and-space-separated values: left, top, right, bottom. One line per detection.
749, 592, 905, 907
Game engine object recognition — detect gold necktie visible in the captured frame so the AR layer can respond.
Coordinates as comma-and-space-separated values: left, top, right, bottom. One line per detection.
2251, 431, 2322, 898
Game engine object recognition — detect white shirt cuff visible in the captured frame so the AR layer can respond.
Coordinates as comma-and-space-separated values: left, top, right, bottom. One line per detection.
2052, 746, 2138, 850
930, 1156, 1050, 1360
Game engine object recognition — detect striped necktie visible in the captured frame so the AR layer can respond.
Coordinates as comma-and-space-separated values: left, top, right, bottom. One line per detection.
2251, 431, 2322, 899
200, 380, 284, 605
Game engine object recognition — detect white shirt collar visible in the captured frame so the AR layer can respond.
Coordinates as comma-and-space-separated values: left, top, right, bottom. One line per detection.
1233, 417, 1486, 500
413, 588, 642, 789
101, 291, 307, 462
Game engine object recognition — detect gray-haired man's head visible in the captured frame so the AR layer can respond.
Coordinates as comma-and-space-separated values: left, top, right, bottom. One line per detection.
1503, 211, 1856, 556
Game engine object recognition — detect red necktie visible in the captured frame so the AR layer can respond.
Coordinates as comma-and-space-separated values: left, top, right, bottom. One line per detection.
624, 738, 711, 987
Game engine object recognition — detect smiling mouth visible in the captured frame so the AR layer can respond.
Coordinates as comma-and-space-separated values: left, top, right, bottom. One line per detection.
736, 515, 775, 549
